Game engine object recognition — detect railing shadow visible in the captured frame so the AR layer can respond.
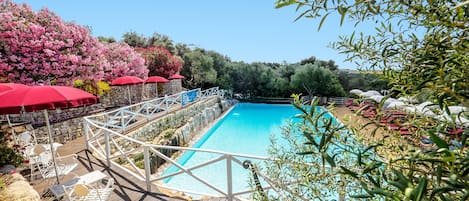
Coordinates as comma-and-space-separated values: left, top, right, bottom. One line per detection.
75, 149, 186, 201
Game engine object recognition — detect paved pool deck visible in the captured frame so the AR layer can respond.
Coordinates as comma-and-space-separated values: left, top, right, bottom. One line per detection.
32, 135, 187, 201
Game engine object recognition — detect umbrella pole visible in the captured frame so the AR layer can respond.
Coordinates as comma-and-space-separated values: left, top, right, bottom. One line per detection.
127, 85, 132, 105
6, 115, 17, 144
141, 83, 145, 101
43, 110, 60, 184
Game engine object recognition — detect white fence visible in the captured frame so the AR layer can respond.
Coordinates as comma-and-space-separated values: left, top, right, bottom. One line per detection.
83, 87, 302, 200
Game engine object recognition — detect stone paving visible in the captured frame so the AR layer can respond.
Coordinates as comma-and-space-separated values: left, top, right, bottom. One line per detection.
32, 136, 186, 201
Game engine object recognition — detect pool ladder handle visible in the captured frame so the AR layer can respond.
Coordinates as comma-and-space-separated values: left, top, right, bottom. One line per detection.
242, 160, 267, 199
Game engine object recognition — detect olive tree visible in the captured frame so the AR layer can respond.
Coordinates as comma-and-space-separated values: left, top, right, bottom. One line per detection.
253, 1, 469, 200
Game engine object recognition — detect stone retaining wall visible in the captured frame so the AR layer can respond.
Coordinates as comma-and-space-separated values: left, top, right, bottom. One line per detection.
100, 83, 173, 108
6, 104, 104, 144
129, 96, 231, 145
3, 82, 182, 144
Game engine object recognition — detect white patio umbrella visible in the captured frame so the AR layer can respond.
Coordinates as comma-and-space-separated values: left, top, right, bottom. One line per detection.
360, 91, 381, 98
417, 101, 439, 110
382, 98, 398, 108
398, 96, 419, 104
369, 95, 385, 103
448, 106, 469, 114
349, 89, 363, 95
384, 100, 406, 110
402, 105, 437, 118
435, 113, 469, 127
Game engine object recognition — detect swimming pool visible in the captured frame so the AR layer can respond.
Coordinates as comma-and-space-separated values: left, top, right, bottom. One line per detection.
161, 103, 334, 197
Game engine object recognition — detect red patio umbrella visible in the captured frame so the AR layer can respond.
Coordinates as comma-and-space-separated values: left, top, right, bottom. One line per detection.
168, 74, 185, 80
111, 76, 144, 104
0, 86, 97, 114
0, 83, 29, 144
110, 76, 144, 86
0, 86, 98, 184
0, 83, 28, 93
145, 76, 169, 83
145, 76, 169, 98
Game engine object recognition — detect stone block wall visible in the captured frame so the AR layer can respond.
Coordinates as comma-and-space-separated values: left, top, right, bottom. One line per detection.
168, 79, 182, 94
128, 97, 230, 144
100, 82, 179, 108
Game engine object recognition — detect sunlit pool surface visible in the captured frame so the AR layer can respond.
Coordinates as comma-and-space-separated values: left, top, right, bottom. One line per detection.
162, 103, 336, 197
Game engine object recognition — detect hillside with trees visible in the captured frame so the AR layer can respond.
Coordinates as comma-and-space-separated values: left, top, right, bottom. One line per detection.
0, 0, 386, 99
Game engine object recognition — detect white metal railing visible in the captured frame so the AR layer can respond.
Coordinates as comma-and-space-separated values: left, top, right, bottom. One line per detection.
82, 87, 300, 200
84, 119, 298, 200
84, 87, 223, 133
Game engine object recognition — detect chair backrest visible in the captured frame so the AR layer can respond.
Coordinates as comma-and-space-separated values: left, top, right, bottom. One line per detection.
62, 178, 114, 201
16, 131, 37, 147
74, 184, 90, 197
30, 145, 53, 176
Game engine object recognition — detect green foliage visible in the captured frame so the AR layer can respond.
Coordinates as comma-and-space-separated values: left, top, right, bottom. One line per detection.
0, 145, 23, 168
122, 31, 176, 54
97, 36, 116, 43
132, 153, 144, 162
122, 31, 146, 48
181, 49, 217, 89
270, 1, 469, 199
337, 70, 389, 94
0, 131, 23, 168
291, 64, 345, 97
300, 56, 338, 71
276, 0, 468, 106
260, 96, 469, 200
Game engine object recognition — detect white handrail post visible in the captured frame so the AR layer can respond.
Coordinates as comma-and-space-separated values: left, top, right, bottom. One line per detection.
120, 111, 125, 131
105, 132, 111, 167
143, 145, 152, 192
226, 154, 233, 201
83, 119, 89, 150
164, 95, 169, 113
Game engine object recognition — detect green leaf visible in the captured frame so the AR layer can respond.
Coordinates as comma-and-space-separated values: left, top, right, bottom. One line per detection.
429, 130, 449, 149
363, 162, 382, 174
339, 7, 348, 26
413, 177, 427, 201
294, 9, 311, 22
274, 0, 297, 9
340, 166, 358, 178
303, 131, 318, 148
351, 194, 373, 198
323, 152, 336, 167
297, 151, 314, 155
318, 12, 330, 31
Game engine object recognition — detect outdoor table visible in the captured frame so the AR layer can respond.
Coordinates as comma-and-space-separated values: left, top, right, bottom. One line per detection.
49, 170, 108, 199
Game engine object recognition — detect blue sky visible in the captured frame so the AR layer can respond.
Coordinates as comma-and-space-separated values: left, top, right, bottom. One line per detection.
13, 0, 369, 69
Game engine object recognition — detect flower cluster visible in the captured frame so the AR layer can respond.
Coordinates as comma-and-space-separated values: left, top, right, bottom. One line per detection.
0, 0, 148, 85
135, 46, 182, 78
102, 42, 148, 81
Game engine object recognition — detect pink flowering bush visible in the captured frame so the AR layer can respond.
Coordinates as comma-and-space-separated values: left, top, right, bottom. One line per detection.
0, 0, 148, 86
135, 46, 182, 78
102, 42, 147, 81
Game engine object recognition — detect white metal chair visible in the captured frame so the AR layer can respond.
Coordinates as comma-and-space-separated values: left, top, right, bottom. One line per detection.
29, 145, 78, 181
62, 178, 114, 201
16, 131, 38, 157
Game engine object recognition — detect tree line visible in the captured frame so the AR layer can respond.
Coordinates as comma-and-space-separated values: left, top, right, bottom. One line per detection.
1, 0, 386, 98
101, 32, 387, 98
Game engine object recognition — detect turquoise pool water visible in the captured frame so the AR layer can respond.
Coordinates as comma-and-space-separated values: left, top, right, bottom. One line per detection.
162, 103, 332, 196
